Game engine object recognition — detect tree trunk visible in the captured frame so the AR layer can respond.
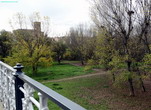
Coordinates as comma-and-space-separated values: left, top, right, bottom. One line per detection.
127, 61, 135, 96
146, 42, 151, 54
57, 55, 61, 64
32, 65, 38, 75
136, 65, 146, 92
144, 32, 151, 54
58, 58, 61, 64
139, 76, 146, 92
127, 61, 131, 71
128, 78, 135, 96
81, 60, 84, 65
112, 73, 115, 82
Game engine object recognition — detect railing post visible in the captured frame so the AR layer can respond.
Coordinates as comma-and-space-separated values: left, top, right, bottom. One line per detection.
14, 63, 24, 110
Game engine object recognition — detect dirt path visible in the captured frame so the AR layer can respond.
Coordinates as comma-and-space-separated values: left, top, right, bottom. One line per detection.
42, 70, 107, 83
67, 62, 102, 72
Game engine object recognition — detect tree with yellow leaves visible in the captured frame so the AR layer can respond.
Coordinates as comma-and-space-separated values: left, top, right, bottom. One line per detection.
5, 12, 52, 75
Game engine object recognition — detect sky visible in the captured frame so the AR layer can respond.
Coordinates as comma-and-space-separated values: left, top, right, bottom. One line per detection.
0, 0, 91, 37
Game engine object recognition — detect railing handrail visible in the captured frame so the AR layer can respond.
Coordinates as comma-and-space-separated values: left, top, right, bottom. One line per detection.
0, 61, 15, 72
19, 74, 86, 110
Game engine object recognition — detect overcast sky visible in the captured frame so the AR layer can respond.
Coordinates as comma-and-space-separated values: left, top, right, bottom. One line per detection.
0, 0, 91, 37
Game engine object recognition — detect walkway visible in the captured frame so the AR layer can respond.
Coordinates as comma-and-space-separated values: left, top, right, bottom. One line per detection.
42, 70, 107, 83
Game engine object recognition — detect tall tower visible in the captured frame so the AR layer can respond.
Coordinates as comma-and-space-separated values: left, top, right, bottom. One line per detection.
34, 22, 41, 37
34, 22, 41, 32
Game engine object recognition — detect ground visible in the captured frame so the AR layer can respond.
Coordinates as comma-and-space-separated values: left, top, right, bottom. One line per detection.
31, 62, 151, 110
42, 74, 151, 110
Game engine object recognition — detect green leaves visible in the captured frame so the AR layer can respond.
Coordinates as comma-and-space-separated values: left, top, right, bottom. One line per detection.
5, 30, 52, 75
114, 70, 136, 88
94, 29, 114, 69
141, 54, 151, 73
0, 30, 12, 59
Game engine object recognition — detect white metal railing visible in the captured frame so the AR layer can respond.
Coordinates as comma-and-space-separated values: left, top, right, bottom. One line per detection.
0, 61, 16, 110
0, 61, 86, 110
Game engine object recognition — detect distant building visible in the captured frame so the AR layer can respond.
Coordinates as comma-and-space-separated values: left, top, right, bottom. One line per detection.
52, 37, 62, 41
13, 22, 45, 37
51, 36, 67, 43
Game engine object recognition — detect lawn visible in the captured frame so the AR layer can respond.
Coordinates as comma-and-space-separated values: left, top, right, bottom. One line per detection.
41, 75, 109, 110
24, 62, 94, 81
41, 74, 151, 110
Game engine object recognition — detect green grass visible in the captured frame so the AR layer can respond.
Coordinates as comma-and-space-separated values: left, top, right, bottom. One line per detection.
24, 63, 94, 81
40, 74, 151, 110
41, 75, 110, 110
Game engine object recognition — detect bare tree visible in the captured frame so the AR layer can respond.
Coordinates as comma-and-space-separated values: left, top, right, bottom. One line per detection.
91, 0, 151, 96
67, 24, 95, 65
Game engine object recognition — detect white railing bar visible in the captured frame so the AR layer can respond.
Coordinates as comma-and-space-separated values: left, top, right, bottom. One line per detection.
30, 97, 40, 109
0, 61, 16, 110
1, 69, 14, 79
19, 87, 26, 94
20, 87, 40, 109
